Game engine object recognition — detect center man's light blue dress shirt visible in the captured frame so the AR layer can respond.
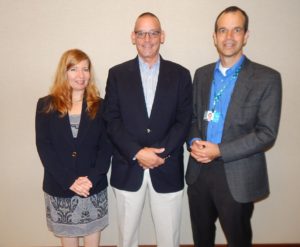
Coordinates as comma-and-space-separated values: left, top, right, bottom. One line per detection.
138, 56, 160, 117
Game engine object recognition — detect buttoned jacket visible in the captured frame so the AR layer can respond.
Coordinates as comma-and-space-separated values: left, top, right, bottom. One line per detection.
36, 96, 112, 197
104, 56, 192, 193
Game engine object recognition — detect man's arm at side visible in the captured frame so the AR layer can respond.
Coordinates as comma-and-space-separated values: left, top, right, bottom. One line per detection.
103, 69, 142, 162
154, 68, 193, 158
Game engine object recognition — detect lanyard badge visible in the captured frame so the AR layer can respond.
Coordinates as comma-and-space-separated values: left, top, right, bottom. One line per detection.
204, 65, 241, 123
204, 110, 220, 123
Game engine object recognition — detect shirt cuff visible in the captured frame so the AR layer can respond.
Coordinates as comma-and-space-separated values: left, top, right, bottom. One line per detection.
189, 137, 201, 147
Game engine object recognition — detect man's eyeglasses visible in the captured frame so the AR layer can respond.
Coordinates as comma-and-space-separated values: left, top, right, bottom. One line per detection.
134, 30, 161, 39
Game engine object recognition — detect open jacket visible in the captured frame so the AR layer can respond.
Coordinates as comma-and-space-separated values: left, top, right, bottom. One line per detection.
186, 57, 282, 203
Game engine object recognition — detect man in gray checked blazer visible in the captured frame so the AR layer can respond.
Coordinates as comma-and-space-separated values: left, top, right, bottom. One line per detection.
186, 6, 282, 247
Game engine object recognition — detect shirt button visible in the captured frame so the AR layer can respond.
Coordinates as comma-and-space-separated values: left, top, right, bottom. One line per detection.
71, 151, 77, 157
146, 128, 151, 133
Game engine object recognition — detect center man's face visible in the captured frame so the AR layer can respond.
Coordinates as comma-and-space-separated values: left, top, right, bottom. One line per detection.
131, 15, 165, 63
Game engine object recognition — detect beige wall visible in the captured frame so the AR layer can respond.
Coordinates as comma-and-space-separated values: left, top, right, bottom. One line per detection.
0, 0, 299, 246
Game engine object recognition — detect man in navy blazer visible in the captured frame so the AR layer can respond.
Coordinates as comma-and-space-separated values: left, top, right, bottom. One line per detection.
104, 12, 192, 247
186, 6, 282, 247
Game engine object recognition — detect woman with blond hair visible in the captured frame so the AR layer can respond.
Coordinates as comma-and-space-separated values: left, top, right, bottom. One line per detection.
35, 49, 112, 247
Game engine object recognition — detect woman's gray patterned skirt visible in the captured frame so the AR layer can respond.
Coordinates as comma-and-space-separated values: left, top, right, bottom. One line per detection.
44, 189, 108, 237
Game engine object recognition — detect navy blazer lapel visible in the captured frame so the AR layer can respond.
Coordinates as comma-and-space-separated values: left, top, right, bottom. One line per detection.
149, 58, 169, 121
223, 58, 253, 135
76, 100, 92, 145
55, 112, 74, 146
129, 57, 149, 121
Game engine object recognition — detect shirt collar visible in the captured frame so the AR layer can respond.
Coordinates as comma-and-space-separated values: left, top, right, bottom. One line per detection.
215, 55, 245, 77
138, 55, 160, 70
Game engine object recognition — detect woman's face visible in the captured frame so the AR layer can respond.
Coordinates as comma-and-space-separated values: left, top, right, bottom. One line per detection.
67, 59, 90, 92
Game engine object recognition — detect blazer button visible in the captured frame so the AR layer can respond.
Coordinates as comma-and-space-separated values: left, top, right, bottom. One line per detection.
72, 151, 77, 158
146, 128, 151, 133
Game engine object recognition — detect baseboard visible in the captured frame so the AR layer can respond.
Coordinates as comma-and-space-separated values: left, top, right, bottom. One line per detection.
134, 245, 300, 247
44, 244, 300, 247
48, 244, 300, 247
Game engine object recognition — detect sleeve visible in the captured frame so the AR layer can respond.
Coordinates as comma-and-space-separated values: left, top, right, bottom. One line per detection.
35, 97, 77, 190
87, 104, 113, 185
186, 69, 203, 151
153, 68, 193, 158
103, 69, 142, 163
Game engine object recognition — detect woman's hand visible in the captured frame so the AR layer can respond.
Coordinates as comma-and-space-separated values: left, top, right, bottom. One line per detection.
69, 176, 93, 197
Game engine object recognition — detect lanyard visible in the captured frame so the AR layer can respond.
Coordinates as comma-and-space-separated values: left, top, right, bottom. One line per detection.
211, 66, 241, 112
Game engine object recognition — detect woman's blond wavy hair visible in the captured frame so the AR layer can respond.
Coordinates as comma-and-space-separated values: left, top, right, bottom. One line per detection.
45, 49, 100, 119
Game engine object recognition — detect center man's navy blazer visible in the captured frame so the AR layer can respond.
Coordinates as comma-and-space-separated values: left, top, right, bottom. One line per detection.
104, 56, 192, 193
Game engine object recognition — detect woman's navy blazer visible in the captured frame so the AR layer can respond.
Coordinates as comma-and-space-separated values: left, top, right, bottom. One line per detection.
35, 96, 112, 197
